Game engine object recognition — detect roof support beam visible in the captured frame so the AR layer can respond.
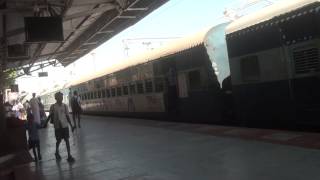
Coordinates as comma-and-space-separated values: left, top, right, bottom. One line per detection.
126, 8, 148, 11
64, 3, 118, 21
83, 42, 97, 45
71, 0, 115, 7
96, 30, 114, 34
117, 15, 136, 19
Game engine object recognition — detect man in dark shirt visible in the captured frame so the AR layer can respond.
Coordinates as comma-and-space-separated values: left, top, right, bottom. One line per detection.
71, 91, 82, 128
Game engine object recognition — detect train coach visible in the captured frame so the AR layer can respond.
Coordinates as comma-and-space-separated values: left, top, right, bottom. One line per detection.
226, 0, 320, 125
40, 0, 320, 126
42, 23, 231, 123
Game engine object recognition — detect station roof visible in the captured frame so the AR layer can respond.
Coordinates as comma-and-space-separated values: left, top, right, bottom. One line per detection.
226, 0, 320, 34
0, 0, 168, 72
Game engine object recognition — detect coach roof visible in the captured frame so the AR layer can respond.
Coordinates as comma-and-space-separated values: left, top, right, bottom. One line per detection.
226, 0, 320, 34
70, 25, 221, 86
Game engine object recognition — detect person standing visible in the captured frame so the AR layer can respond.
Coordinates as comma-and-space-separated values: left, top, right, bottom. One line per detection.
47, 92, 75, 162
29, 93, 41, 124
26, 113, 42, 161
38, 97, 47, 126
70, 91, 82, 128
23, 100, 31, 114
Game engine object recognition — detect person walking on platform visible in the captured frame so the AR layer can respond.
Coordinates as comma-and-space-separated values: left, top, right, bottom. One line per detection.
26, 113, 42, 162
70, 90, 82, 128
24, 100, 31, 114
38, 97, 47, 126
30, 93, 41, 124
47, 92, 75, 162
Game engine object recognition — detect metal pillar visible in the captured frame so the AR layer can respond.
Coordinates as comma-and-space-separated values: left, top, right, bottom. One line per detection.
0, 12, 7, 134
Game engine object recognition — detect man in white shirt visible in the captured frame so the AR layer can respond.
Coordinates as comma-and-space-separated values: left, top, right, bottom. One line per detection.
29, 93, 41, 124
48, 92, 75, 162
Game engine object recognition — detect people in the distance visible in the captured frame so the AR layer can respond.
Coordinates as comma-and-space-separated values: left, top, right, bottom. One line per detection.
70, 90, 82, 128
30, 93, 41, 124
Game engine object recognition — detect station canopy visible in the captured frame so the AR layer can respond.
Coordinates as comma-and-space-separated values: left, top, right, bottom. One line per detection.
0, 0, 168, 73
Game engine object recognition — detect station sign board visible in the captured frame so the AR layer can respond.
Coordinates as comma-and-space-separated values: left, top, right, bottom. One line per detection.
38, 72, 48, 77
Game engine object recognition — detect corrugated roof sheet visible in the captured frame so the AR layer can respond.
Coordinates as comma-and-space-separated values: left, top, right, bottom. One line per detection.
226, 0, 320, 34
71, 26, 214, 86
2, 0, 168, 71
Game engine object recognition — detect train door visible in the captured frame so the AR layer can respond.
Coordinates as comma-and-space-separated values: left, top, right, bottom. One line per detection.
280, 8, 320, 124
289, 42, 320, 123
177, 72, 188, 98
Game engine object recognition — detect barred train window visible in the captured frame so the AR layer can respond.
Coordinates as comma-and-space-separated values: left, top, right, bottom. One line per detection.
145, 81, 153, 93
155, 79, 164, 92
106, 89, 110, 98
241, 55, 260, 82
130, 84, 136, 94
111, 88, 116, 97
98, 90, 101, 98
123, 86, 129, 95
117, 87, 122, 96
137, 82, 144, 94
102, 90, 106, 98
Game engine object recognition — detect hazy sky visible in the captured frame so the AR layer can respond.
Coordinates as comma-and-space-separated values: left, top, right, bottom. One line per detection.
17, 0, 282, 95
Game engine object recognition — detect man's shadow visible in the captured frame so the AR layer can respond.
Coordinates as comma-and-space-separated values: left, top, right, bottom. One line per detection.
56, 158, 76, 180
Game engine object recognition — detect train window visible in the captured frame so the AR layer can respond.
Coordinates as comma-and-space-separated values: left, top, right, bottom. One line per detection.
123, 86, 128, 95
129, 84, 136, 94
102, 89, 106, 98
111, 88, 116, 97
188, 70, 201, 91
145, 81, 153, 93
155, 80, 164, 92
84, 93, 87, 100
106, 89, 111, 98
137, 82, 144, 94
94, 91, 97, 99
98, 90, 101, 98
241, 56, 260, 82
90, 92, 93, 99
117, 87, 122, 96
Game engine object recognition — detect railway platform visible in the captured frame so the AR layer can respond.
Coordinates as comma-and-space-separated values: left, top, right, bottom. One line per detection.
8, 115, 320, 180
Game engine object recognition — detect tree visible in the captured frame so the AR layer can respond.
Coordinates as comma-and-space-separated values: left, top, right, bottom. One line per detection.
0, 69, 16, 91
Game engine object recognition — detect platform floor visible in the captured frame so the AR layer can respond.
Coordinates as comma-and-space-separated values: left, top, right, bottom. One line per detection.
23, 115, 320, 180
